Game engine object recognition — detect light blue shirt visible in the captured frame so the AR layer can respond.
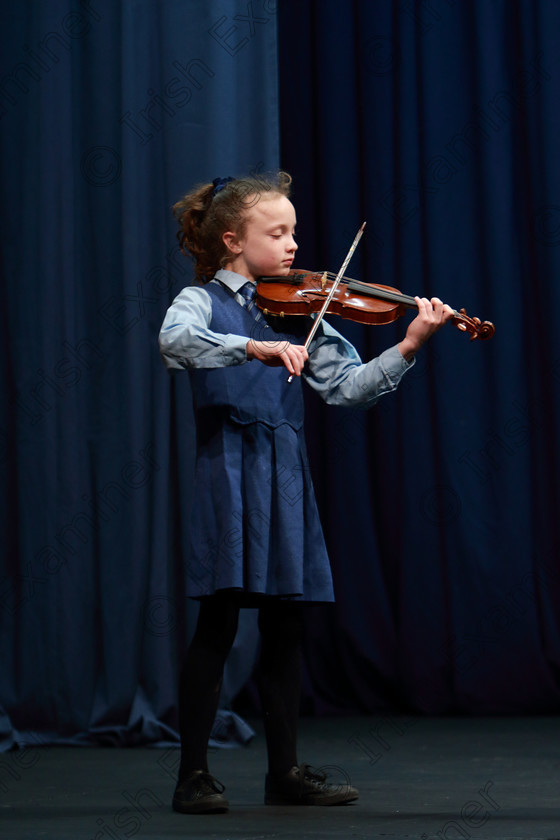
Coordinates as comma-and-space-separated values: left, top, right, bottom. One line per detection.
159, 269, 415, 409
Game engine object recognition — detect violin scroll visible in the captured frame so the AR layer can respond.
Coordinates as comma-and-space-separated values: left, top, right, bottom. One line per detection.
453, 308, 495, 341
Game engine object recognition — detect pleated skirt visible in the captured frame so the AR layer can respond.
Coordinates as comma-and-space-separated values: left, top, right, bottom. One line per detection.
185, 415, 334, 602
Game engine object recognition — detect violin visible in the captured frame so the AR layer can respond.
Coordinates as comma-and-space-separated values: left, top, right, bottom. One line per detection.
257, 269, 495, 341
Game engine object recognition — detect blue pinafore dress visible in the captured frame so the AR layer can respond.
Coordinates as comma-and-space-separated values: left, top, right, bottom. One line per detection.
186, 280, 334, 602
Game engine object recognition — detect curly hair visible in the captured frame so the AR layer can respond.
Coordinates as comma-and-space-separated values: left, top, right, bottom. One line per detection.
173, 171, 292, 284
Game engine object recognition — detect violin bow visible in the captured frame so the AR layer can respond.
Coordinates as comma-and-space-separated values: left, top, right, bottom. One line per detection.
287, 222, 366, 383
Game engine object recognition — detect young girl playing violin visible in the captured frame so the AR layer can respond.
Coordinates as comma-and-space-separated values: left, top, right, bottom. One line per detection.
159, 171, 453, 814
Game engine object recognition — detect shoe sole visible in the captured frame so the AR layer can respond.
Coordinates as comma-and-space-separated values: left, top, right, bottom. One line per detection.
172, 796, 229, 814
265, 792, 359, 806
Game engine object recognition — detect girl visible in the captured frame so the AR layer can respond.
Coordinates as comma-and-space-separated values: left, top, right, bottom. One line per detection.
159, 171, 453, 814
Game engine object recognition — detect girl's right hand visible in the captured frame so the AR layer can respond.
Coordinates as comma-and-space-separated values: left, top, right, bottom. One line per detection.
246, 339, 308, 377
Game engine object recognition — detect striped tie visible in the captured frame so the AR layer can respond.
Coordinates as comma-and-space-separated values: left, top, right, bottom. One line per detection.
239, 282, 261, 321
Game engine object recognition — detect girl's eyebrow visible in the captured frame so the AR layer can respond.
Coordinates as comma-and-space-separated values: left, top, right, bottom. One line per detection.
267, 224, 296, 233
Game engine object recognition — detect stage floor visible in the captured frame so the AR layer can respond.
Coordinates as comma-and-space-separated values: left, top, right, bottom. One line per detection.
1, 716, 559, 839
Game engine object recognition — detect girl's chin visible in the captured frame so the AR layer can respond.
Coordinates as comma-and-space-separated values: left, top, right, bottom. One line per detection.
257, 263, 293, 278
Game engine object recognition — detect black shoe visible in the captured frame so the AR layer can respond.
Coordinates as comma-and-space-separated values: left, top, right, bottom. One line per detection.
264, 763, 359, 806
172, 770, 229, 814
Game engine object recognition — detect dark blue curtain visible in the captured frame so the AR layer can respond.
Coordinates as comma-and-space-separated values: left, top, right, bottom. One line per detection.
278, 0, 560, 715
2, 0, 560, 755
0, 0, 278, 749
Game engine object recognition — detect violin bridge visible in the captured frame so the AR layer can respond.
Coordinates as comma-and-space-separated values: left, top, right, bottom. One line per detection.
321, 271, 327, 290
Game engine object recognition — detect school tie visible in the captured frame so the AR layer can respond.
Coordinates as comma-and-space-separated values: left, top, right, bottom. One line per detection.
239, 282, 261, 321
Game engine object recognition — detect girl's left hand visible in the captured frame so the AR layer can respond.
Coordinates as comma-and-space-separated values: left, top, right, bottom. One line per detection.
398, 297, 455, 361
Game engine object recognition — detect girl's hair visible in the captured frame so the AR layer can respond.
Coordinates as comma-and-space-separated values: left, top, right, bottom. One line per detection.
173, 171, 292, 284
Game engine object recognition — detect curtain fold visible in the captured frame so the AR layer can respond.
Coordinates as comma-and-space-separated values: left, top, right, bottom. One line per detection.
0, 0, 279, 749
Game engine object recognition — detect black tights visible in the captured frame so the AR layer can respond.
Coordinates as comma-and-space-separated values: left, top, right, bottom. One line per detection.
178, 593, 303, 779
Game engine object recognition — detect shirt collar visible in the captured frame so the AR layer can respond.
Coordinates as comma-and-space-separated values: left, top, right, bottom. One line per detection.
214, 268, 253, 293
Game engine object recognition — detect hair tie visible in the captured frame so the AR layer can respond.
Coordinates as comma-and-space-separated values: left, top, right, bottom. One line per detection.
212, 176, 235, 197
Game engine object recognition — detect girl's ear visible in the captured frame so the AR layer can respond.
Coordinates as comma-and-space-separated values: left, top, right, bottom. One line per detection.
222, 231, 242, 254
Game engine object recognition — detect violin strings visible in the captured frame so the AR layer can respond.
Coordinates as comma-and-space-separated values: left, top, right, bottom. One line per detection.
323, 272, 417, 308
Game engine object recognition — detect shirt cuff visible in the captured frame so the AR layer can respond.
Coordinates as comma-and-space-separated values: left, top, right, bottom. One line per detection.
379, 344, 416, 386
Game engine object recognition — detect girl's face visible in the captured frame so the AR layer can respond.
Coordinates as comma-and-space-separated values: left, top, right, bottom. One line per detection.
223, 194, 298, 281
